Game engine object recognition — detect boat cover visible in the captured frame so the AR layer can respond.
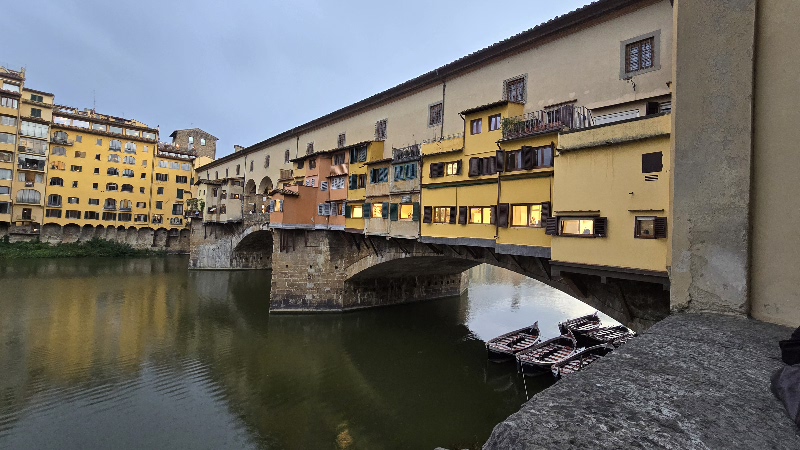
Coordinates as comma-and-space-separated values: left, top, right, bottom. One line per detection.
771, 365, 800, 429
779, 326, 800, 365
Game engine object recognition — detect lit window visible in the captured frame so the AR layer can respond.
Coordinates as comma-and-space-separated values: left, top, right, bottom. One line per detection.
469, 207, 493, 224
560, 219, 595, 236
399, 204, 415, 221
351, 205, 363, 219
511, 204, 543, 227
371, 203, 383, 218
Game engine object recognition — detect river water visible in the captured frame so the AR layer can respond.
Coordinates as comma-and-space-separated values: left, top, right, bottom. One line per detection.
0, 257, 614, 449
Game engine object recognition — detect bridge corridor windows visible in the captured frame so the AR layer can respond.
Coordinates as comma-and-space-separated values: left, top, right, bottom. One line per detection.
423, 206, 455, 224
634, 216, 667, 239
510, 203, 550, 227
547, 217, 607, 237
469, 207, 494, 225
350, 204, 363, 219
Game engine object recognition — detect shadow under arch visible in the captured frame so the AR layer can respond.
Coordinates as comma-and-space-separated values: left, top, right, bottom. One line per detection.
231, 229, 273, 269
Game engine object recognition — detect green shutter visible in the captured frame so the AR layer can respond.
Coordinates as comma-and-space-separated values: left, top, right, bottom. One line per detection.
363, 203, 372, 218
350, 175, 357, 190
412, 202, 420, 221
382, 202, 389, 219
389, 203, 399, 221
344, 204, 351, 218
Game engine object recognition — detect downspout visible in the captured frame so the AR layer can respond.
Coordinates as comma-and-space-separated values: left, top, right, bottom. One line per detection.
440, 79, 446, 140
496, 141, 503, 241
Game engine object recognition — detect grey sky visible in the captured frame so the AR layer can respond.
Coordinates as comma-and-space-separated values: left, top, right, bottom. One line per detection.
5, 0, 592, 158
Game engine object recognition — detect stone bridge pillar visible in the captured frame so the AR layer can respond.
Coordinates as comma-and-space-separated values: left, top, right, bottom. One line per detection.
188, 217, 273, 269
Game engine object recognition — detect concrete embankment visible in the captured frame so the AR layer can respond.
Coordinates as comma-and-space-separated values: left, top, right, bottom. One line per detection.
483, 313, 800, 449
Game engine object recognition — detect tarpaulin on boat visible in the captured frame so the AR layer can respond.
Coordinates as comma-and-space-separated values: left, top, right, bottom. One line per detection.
779, 326, 800, 366
772, 326, 800, 429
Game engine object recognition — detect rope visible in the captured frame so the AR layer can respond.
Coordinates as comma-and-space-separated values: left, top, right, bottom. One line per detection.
520, 361, 529, 401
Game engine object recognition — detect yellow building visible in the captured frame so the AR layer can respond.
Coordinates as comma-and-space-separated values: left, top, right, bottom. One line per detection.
344, 141, 382, 232
46, 106, 161, 228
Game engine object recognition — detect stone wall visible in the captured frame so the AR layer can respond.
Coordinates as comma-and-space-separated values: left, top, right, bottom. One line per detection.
0, 223, 191, 253
188, 220, 272, 269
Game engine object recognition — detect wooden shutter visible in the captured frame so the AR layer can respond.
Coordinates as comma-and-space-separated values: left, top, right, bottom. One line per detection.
449, 206, 457, 224
654, 217, 668, 239
544, 217, 559, 235
495, 151, 505, 173
458, 206, 468, 225
437, 162, 445, 177
389, 203, 399, 221
429, 163, 438, 178
455, 160, 463, 175
363, 203, 372, 218
541, 201, 551, 220
497, 203, 510, 228
381, 202, 389, 219
489, 206, 497, 225
412, 202, 421, 222
423, 206, 432, 224
594, 217, 608, 237
485, 157, 497, 174
468, 158, 481, 177
344, 204, 351, 218
522, 146, 535, 170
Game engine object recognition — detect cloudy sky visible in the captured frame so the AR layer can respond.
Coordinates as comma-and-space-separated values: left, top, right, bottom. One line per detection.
5, 0, 591, 158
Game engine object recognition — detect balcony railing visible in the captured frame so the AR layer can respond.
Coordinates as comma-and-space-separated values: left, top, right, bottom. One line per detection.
18, 162, 46, 171
51, 136, 73, 146
104, 205, 117, 211
392, 144, 421, 163
501, 105, 593, 141
120, 207, 132, 212
47, 202, 62, 208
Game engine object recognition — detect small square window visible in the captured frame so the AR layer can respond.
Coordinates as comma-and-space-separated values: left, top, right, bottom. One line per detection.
30, 108, 42, 118
200, 138, 206, 146
621, 31, 660, 77
96, 139, 102, 146
503, 75, 526, 104
337, 133, 346, 148
76, 136, 82, 143
72, 181, 78, 188
92, 183, 98, 190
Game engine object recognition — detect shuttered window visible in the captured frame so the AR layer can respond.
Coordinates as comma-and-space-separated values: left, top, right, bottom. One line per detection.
431, 207, 453, 224
550, 217, 607, 237
510, 203, 549, 227
635, 216, 667, 239
468, 207, 494, 224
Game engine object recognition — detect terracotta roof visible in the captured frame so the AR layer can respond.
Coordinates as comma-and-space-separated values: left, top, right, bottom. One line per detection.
365, 158, 393, 166
269, 188, 300, 197
23, 87, 54, 97
198, 0, 650, 172
460, 100, 510, 116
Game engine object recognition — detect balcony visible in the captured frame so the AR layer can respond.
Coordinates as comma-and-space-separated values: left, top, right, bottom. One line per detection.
104, 205, 117, 211
47, 202, 62, 208
17, 161, 46, 172
51, 135, 73, 146
120, 207, 132, 212
169, 218, 183, 226
501, 105, 592, 141
18, 145, 47, 156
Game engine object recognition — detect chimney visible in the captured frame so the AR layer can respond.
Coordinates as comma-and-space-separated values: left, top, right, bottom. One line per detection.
234, 145, 244, 153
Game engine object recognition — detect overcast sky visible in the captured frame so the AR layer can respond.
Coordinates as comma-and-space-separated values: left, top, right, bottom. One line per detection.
5, 0, 591, 158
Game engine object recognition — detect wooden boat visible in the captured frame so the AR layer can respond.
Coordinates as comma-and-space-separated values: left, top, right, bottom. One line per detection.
575, 325, 636, 347
486, 322, 540, 363
516, 332, 577, 376
558, 312, 602, 335
551, 344, 615, 379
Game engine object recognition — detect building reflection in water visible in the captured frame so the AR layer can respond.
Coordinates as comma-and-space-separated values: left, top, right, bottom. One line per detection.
0, 258, 611, 450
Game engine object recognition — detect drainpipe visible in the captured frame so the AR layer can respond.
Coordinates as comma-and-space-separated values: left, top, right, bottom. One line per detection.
440, 79, 446, 140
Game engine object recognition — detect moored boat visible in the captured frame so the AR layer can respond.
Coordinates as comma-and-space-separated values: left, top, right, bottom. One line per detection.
558, 312, 601, 336
575, 325, 636, 347
486, 322, 541, 363
516, 332, 577, 376
551, 344, 615, 379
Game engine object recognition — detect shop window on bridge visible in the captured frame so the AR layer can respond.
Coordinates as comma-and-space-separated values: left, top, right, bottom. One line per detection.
469, 207, 494, 225
370, 167, 388, 184
398, 203, 418, 221
423, 206, 455, 224
84, 211, 100, 220
511, 203, 550, 228
370, 203, 384, 219
394, 163, 417, 181
547, 217, 607, 237
346, 204, 363, 219
350, 145, 367, 163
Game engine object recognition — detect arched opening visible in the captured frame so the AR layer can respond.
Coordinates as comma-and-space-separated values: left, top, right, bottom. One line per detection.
231, 230, 273, 269
244, 179, 258, 214
254, 176, 274, 214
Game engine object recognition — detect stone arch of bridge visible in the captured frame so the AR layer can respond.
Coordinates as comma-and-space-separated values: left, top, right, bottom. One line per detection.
230, 227, 274, 269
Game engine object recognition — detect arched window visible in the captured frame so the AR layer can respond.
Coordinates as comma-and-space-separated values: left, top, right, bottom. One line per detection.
123, 156, 136, 165
107, 167, 119, 176
108, 154, 120, 163
49, 177, 64, 186
109, 140, 122, 151
47, 194, 61, 207
51, 146, 66, 156
121, 184, 134, 193
125, 143, 137, 154
106, 183, 118, 191
265, 155, 270, 168
16, 189, 41, 204
104, 198, 117, 210
250, 160, 254, 172
120, 200, 132, 211
215, 171, 218, 180
52, 131, 69, 144
285, 150, 290, 163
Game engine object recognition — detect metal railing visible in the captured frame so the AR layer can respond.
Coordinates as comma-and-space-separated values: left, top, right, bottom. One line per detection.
18, 145, 47, 156
502, 105, 593, 140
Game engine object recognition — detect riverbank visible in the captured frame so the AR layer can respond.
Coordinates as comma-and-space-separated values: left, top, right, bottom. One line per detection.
0, 239, 168, 258
483, 313, 800, 449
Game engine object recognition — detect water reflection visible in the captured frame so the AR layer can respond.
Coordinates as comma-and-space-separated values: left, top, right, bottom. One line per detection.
0, 258, 614, 450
